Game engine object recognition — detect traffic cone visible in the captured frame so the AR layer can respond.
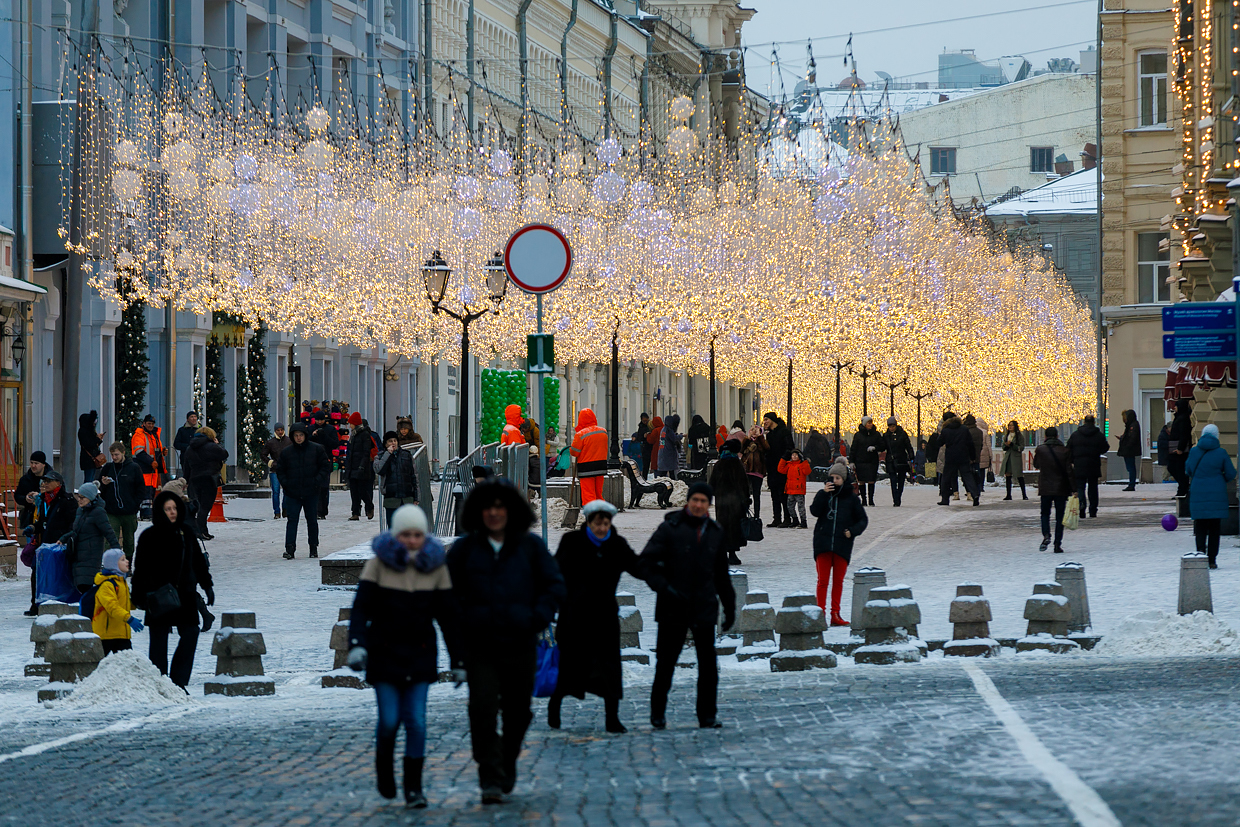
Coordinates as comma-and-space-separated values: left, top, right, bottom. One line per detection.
209, 487, 227, 523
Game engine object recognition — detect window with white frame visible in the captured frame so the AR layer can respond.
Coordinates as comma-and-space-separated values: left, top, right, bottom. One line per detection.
1137, 232, 1170, 303
1139, 52, 1168, 127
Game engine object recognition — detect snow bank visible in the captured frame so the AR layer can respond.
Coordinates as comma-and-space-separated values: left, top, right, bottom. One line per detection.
60, 650, 197, 708
668, 480, 689, 507
1094, 610, 1240, 658
532, 498, 571, 527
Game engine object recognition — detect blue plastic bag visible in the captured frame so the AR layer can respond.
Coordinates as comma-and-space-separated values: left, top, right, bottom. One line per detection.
532, 627, 559, 698
35, 543, 77, 605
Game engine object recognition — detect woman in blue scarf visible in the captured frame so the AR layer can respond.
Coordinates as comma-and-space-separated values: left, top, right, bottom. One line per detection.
548, 499, 645, 733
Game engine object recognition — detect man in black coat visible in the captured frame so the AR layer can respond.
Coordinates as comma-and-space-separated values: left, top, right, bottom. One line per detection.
447, 480, 565, 805
172, 411, 200, 475
634, 413, 652, 478
938, 415, 980, 506
183, 429, 230, 541
640, 482, 736, 730
99, 442, 146, 560
28, 472, 78, 614
16, 450, 49, 531
1034, 427, 1075, 552
310, 412, 340, 518
275, 422, 333, 559
762, 412, 794, 528
1167, 399, 1193, 498
1066, 415, 1111, 518
345, 414, 377, 521
883, 417, 914, 507
375, 431, 418, 525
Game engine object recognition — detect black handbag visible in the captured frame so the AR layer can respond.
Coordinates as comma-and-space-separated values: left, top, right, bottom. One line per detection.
145, 541, 188, 625
741, 506, 764, 543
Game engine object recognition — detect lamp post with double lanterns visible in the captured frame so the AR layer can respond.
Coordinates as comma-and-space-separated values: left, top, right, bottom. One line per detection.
422, 250, 508, 459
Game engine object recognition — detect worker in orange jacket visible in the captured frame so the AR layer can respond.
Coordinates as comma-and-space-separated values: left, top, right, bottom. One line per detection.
501, 404, 526, 446
570, 408, 609, 504
130, 415, 168, 494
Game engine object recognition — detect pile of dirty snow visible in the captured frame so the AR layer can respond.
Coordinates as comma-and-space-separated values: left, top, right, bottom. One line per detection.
60, 650, 196, 707
1094, 610, 1240, 658
668, 479, 690, 507
532, 497, 571, 527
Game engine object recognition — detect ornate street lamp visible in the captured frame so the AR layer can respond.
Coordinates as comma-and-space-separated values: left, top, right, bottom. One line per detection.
422, 251, 508, 458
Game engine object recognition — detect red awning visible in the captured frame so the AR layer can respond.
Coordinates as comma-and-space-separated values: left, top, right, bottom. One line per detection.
1164, 360, 1236, 407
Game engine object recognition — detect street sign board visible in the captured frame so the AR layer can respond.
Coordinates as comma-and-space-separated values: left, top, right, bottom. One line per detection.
527, 334, 555, 373
504, 224, 572, 294
1162, 332, 1237, 361
1162, 302, 1236, 332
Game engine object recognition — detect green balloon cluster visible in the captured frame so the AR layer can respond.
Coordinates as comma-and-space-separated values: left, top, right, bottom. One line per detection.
480, 368, 528, 443
543, 376, 561, 435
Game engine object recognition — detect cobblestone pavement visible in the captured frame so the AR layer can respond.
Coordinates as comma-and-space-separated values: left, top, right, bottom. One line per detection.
2, 656, 1238, 826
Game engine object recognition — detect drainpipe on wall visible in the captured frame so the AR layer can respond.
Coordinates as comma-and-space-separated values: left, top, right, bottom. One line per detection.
560, 0, 579, 135
602, 12, 618, 139
423, 0, 433, 131
466, 0, 475, 132
517, 0, 533, 169
19, 0, 34, 458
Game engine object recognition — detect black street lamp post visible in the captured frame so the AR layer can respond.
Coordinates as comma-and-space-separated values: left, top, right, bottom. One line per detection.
422, 250, 508, 459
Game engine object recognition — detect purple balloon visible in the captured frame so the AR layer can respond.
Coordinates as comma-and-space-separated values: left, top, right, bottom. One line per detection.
1162, 513, 1178, 531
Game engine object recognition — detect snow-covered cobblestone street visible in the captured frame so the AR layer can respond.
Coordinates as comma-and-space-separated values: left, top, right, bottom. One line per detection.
1, 480, 1239, 825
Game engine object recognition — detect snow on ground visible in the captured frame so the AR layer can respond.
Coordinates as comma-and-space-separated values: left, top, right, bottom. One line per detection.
1093, 610, 1240, 658
58, 650, 197, 708
1, 478, 1238, 709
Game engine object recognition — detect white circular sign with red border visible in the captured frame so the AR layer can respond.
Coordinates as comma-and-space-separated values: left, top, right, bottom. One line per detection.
504, 224, 573, 294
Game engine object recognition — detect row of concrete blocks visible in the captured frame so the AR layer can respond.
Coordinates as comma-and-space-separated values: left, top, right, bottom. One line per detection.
25, 602, 274, 700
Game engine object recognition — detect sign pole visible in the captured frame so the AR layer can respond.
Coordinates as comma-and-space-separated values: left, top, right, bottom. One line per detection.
537, 293, 548, 547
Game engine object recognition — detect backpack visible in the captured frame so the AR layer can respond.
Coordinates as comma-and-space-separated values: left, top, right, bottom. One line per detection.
79, 580, 104, 620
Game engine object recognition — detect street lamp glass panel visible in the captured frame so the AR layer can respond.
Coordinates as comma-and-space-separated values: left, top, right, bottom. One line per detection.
484, 252, 507, 303
11, 331, 25, 364
422, 251, 450, 307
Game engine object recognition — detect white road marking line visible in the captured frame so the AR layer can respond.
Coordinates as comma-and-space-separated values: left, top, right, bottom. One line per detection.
961, 662, 1121, 827
0, 707, 198, 765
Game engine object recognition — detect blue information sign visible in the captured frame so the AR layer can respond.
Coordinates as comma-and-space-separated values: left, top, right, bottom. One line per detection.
1162, 333, 1237, 361
1162, 302, 1236, 332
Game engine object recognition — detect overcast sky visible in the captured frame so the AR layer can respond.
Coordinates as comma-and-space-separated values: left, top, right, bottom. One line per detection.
740, 0, 1097, 96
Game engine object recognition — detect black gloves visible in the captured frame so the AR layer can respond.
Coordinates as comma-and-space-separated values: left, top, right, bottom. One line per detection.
722, 609, 736, 633
204, 586, 215, 606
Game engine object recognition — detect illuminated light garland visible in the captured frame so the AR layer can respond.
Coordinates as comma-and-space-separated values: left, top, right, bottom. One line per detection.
61, 43, 1096, 430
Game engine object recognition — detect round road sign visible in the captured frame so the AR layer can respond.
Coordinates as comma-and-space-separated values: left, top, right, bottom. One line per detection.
504, 224, 573, 294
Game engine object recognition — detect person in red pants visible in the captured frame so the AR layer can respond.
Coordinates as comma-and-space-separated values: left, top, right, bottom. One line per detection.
808, 462, 868, 626
571, 408, 608, 504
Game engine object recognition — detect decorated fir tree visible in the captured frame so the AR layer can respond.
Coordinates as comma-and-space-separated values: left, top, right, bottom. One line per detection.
205, 334, 227, 438
243, 321, 273, 477
114, 278, 149, 439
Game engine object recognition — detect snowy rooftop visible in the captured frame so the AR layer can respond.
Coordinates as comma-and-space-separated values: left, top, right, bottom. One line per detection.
791, 87, 990, 121
984, 166, 1099, 218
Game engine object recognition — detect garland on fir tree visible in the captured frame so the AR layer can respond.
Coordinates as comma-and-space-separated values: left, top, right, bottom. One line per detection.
115, 276, 149, 439
205, 334, 227, 438
238, 322, 272, 478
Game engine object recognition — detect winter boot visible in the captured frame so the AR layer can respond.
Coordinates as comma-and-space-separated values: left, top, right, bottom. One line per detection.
1019, 477, 1028, 500
547, 694, 563, 729
830, 613, 850, 627
376, 737, 397, 799
366, 506, 375, 521
728, 552, 743, 565
283, 546, 296, 560
404, 757, 427, 809
348, 515, 360, 521
604, 697, 627, 734
1039, 536, 1050, 552
1004, 478, 1012, 500
309, 546, 318, 559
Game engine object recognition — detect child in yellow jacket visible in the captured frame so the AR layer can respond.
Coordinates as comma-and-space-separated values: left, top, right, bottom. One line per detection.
92, 549, 143, 655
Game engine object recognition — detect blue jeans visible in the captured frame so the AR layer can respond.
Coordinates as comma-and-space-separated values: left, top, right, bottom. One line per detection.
82, 467, 97, 483
374, 682, 430, 758
270, 473, 282, 515
1123, 455, 1137, 486
283, 494, 319, 550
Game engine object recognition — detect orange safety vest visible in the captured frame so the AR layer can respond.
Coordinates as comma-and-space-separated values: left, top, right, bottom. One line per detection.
571, 409, 609, 478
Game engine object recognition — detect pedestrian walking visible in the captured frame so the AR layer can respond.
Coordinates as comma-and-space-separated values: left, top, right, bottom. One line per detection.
275, 421, 332, 559
1117, 410, 1142, 491
633, 413, 653, 478
570, 408, 608, 505
1168, 399, 1193, 498
16, 451, 49, 532
27, 472, 77, 614
172, 411, 200, 474
710, 439, 753, 564
741, 425, 768, 520
346, 413, 378, 521
810, 462, 867, 626
976, 418, 994, 493
90, 549, 143, 655
1000, 421, 1028, 500
937, 414, 980, 505
658, 414, 683, 479
924, 428, 941, 485
1156, 421, 1172, 476
727, 419, 747, 445
777, 449, 811, 528
762, 412, 794, 526
548, 499, 645, 734
1066, 415, 1109, 518
131, 491, 214, 689
687, 414, 713, 470
99, 442, 145, 560
310, 412, 341, 519
500, 405, 526, 446
641, 482, 735, 730
262, 423, 291, 518
182, 427, 229, 541
646, 416, 664, 477
963, 415, 986, 495
446, 479, 565, 805
1033, 427, 1074, 553
850, 416, 884, 507
346, 505, 463, 808
375, 431, 419, 526
1186, 423, 1235, 570
804, 427, 831, 470
882, 417, 914, 507
130, 415, 169, 497
78, 411, 105, 484
61, 482, 120, 594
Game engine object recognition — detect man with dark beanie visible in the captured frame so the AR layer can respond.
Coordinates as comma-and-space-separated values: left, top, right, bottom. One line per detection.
640, 481, 736, 730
